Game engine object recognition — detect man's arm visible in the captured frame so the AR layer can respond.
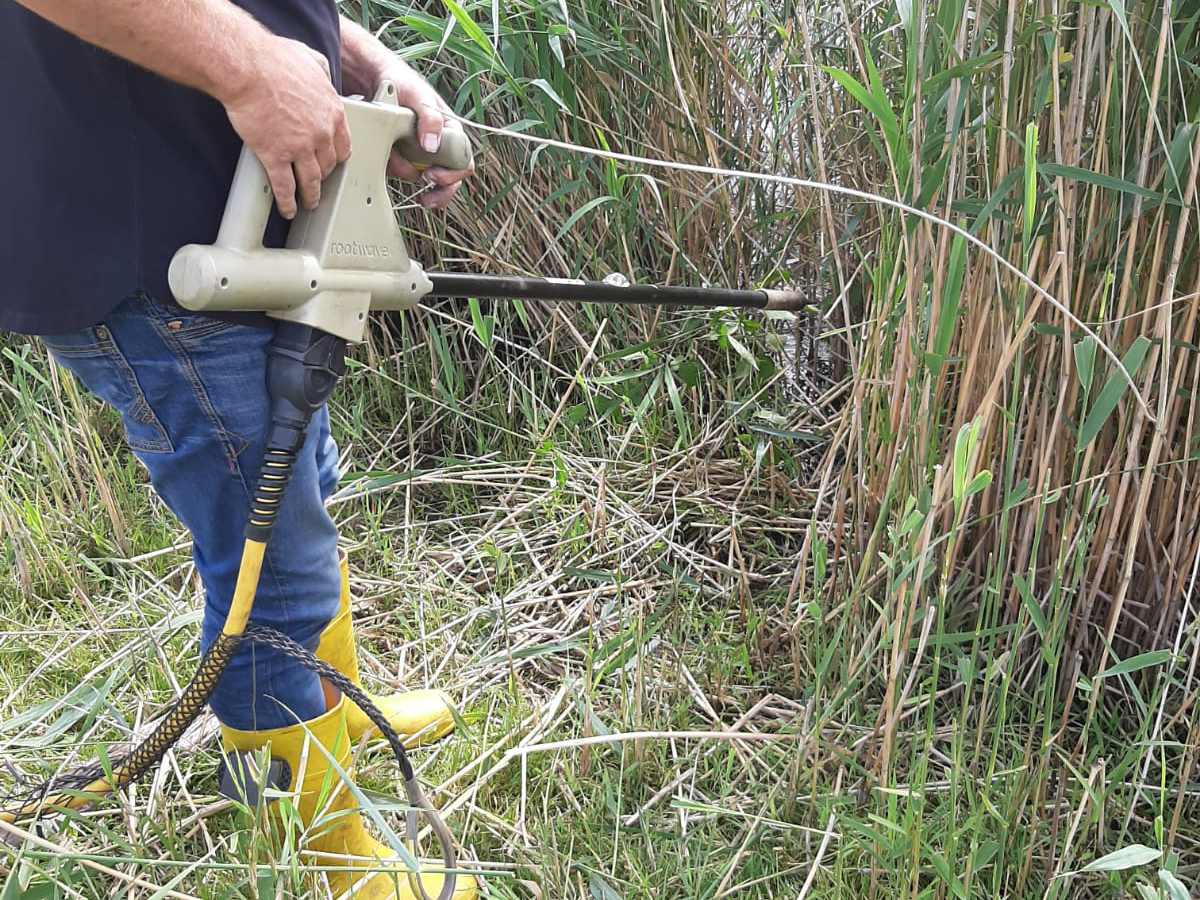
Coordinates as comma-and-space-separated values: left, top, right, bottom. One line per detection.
339, 16, 473, 209
16, 0, 350, 218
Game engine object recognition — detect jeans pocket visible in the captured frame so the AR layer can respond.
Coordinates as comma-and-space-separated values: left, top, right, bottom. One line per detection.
143, 294, 249, 342
41, 325, 174, 455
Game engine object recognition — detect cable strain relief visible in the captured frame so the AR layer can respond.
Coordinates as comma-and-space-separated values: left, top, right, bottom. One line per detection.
264, 419, 309, 457
244, 521, 273, 542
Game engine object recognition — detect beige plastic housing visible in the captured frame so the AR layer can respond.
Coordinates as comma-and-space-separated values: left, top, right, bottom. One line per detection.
168, 81, 473, 342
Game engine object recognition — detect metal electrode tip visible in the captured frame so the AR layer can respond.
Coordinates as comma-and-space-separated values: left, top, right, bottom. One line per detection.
761, 289, 808, 311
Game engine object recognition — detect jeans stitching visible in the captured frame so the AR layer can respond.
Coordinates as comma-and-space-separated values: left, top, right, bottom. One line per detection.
172, 318, 241, 339
41, 341, 104, 356
145, 298, 246, 468
142, 293, 241, 340
42, 325, 173, 454
99, 331, 174, 454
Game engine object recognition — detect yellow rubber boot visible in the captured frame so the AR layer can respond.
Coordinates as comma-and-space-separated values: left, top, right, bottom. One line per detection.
316, 552, 456, 745
220, 697, 477, 900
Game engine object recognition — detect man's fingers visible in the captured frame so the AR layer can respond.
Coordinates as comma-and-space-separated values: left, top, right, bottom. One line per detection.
388, 147, 475, 184
293, 156, 325, 211
415, 166, 470, 209
419, 180, 463, 210
415, 102, 445, 154
320, 107, 350, 174
420, 163, 475, 186
314, 134, 340, 180
333, 112, 352, 163
387, 148, 422, 182
265, 160, 298, 219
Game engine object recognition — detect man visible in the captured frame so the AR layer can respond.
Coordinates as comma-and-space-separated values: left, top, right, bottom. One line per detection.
1, 1, 476, 896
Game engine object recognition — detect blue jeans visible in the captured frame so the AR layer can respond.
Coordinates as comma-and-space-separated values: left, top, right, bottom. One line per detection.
40, 293, 341, 731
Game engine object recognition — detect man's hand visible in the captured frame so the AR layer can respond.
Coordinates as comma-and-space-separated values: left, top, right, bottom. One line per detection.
340, 18, 474, 210
220, 35, 351, 219
384, 63, 474, 209
15, 0, 350, 221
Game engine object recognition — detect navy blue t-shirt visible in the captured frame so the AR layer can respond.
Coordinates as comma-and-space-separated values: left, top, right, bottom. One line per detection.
0, 1, 341, 335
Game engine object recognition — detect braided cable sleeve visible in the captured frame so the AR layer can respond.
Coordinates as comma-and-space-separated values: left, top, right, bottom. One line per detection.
0, 632, 244, 823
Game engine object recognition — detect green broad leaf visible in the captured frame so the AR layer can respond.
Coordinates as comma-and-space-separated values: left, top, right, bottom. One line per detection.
1106, 0, 1131, 42
467, 297, 495, 348
663, 362, 687, 441
1003, 478, 1033, 511
1164, 123, 1198, 200
302, 728, 421, 872
553, 196, 617, 246
970, 168, 1023, 234
1040, 163, 1164, 202
963, 471, 992, 498
340, 470, 422, 493
975, 841, 1000, 870
1074, 336, 1097, 392
931, 235, 967, 371
952, 419, 983, 501
747, 424, 825, 442
1014, 573, 1047, 639
536, 177, 585, 212
898, 506, 926, 536
440, 0, 496, 61
589, 873, 624, 900
821, 66, 899, 151
1095, 649, 1173, 680
2, 345, 52, 388
862, 49, 898, 147
1158, 868, 1192, 900
725, 332, 759, 371
676, 359, 700, 388
5, 880, 56, 900
553, 0, 572, 30
510, 296, 529, 330
563, 566, 618, 582
483, 639, 579, 666
501, 117, 546, 133
1082, 844, 1161, 872
928, 850, 953, 883
1077, 336, 1152, 448
867, 813, 907, 835
0, 666, 128, 746
923, 51, 1005, 89
528, 77, 570, 113
591, 610, 668, 685
1023, 123, 1038, 254
589, 367, 655, 386
597, 336, 672, 363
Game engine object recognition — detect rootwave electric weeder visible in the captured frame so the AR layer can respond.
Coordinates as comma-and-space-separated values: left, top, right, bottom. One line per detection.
3, 83, 806, 899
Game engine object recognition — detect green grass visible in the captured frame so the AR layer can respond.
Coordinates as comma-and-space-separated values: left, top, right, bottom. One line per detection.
0, 0, 1198, 898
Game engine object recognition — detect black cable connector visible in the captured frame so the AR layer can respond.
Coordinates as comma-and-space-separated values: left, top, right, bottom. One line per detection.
245, 323, 346, 543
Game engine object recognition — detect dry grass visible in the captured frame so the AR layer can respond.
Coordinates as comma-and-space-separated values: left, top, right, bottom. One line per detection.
0, 1, 1198, 898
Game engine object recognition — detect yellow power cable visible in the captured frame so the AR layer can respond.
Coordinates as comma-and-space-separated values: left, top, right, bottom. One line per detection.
0, 540, 267, 823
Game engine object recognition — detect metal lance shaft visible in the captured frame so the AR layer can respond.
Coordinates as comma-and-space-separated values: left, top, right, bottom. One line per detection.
426, 273, 807, 311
